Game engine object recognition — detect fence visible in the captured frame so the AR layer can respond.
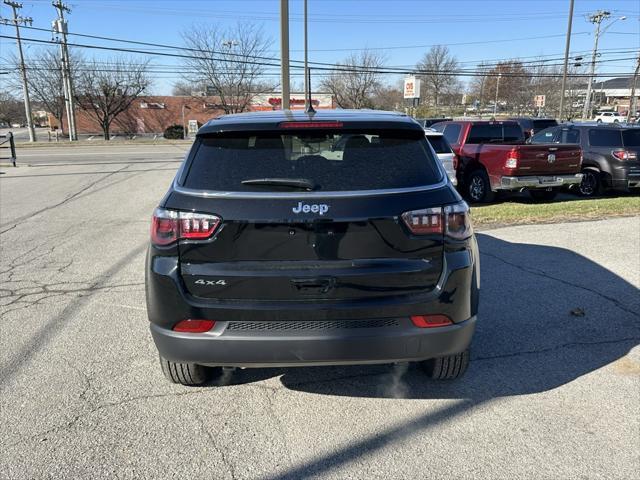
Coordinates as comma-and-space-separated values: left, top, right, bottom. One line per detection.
0, 132, 17, 167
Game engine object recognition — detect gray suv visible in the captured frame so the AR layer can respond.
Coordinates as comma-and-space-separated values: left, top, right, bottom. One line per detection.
530, 124, 640, 196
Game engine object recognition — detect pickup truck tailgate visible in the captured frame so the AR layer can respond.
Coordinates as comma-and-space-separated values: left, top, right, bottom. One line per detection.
512, 144, 581, 175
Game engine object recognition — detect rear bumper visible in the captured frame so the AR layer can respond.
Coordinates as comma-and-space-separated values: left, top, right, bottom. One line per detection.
150, 316, 476, 367
607, 164, 640, 190
146, 238, 480, 366
495, 173, 582, 191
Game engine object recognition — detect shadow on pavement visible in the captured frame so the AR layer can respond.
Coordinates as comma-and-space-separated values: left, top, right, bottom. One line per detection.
216, 233, 640, 401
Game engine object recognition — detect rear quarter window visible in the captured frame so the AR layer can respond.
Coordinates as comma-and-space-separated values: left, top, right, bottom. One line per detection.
182, 129, 443, 192
426, 135, 452, 154
442, 124, 461, 144
622, 129, 640, 147
588, 129, 623, 147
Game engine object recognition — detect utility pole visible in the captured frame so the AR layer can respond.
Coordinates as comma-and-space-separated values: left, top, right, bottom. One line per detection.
2, 1, 36, 142
52, 0, 77, 141
628, 55, 640, 123
582, 11, 610, 119
280, 0, 290, 110
559, 0, 575, 121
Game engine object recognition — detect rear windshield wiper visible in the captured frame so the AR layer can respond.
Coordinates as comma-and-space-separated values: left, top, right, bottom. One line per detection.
241, 177, 316, 191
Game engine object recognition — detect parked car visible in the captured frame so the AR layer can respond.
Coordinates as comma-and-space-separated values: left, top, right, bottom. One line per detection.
425, 128, 457, 185
431, 120, 583, 202
530, 123, 640, 196
594, 111, 624, 124
146, 109, 480, 385
508, 117, 558, 139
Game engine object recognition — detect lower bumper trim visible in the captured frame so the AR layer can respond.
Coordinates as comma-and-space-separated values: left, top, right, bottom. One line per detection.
497, 173, 583, 190
150, 316, 477, 367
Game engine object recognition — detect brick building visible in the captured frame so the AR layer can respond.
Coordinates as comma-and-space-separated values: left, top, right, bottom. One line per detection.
51, 93, 335, 136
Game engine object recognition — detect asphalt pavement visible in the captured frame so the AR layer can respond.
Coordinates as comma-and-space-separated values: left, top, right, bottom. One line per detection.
0, 146, 639, 479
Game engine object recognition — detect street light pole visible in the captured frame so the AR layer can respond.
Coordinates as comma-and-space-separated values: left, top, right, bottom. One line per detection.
559, 0, 575, 121
303, 0, 310, 111
493, 74, 501, 116
280, 0, 290, 110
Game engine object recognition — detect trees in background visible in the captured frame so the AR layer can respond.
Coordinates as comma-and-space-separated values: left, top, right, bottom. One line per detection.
0, 92, 26, 126
416, 45, 460, 109
74, 57, 151, 139
320, 50, 386, 109
181, 22, 275, 113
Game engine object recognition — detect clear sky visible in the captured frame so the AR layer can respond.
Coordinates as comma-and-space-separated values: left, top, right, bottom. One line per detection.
1, 0, 639, 95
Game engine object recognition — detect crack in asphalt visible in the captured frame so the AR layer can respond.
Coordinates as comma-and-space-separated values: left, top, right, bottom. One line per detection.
195, 414, 238, 480
0, 242, 147, 388
5, 388, 214, 449
482, 250, 640, 319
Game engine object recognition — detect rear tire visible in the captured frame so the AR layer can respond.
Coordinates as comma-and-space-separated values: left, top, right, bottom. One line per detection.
529, 189, 558, 201
466, 169, 495, 203
578, 169, 602, 197
422, 350, 470, 380
160, 355, 209, 385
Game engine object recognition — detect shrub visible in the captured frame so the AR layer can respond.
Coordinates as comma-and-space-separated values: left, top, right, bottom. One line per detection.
164, 124, 184, 139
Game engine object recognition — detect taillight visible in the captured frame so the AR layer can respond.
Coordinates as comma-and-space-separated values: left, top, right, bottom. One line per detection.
411, 315, 453, 328
401, 202, 472, 239
444, 202, 473, 240
505, 148, 520, 169
401, 207, 443, 234
612, 149, 637, 161
151, 208, 221, 246
173, 319, 216, 333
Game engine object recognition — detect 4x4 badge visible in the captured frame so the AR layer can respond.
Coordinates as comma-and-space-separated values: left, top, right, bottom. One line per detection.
195, 279, 227, 286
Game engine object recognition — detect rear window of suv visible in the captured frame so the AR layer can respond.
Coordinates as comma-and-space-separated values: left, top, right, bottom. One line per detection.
183, 129, 442, 192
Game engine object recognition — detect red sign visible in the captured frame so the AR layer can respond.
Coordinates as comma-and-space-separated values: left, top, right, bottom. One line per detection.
268, 97, 320, 106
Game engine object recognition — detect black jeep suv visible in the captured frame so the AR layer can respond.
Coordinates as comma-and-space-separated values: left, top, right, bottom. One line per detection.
146, 110, 480, 385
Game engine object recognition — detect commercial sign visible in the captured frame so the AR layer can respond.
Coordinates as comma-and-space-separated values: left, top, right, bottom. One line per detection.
251, 93, 334, 110
404, 77, 421, 99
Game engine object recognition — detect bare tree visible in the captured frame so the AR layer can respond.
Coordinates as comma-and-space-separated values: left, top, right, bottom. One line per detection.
8, 49, 84, 135
416, 45, 459, 108
483, 61, 532, 114
370, 84, 403, 111
181, 23, 274, 113
320, 50, 386, 109
0, 91, 26, 126
74, 57, 151, 139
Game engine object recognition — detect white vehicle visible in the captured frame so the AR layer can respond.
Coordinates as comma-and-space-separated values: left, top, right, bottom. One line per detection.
424, 129, 457, 186
594, 111, 623, 124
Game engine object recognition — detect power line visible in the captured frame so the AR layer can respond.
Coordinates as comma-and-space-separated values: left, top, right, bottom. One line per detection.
0, 35, 633, 79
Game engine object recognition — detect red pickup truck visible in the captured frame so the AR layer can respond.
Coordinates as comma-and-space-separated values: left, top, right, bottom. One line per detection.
431, 120, 583, 202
